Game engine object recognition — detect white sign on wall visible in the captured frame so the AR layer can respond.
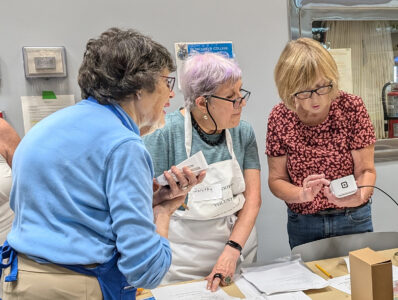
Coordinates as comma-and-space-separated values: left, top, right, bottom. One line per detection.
329, 48, 353, 94
20, 94, 75, 133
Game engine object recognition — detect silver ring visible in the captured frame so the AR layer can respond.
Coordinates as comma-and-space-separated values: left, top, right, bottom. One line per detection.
181, 185, 189, 190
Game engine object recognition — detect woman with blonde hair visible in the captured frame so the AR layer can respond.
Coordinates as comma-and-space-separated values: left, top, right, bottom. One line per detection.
267, 38, 376, 249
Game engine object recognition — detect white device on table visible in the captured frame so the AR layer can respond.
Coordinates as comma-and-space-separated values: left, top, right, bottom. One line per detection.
156, 151, 208, 186
329, 175, 358, 198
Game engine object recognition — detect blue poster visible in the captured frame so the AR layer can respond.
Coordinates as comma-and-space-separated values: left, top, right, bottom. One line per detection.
187, 42, 234, 58
174, 41, 235, 89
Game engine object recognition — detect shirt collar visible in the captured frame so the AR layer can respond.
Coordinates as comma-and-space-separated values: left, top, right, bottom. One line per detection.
87, 97, 140, 135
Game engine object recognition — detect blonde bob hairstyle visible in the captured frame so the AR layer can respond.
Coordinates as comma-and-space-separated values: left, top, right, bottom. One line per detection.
274, 38, 339, 111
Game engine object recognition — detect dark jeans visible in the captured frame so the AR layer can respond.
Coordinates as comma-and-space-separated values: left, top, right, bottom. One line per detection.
287, 202, 373, 249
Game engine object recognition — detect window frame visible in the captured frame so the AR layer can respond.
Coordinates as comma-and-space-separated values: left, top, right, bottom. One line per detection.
287, 0, 398, 162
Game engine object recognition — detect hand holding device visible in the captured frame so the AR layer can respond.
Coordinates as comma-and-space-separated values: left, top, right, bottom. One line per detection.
156, 151, 208, 186
329, 175, 358, 198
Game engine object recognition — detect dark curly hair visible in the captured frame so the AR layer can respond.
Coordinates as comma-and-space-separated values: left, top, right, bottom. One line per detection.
78, 28, 176, 105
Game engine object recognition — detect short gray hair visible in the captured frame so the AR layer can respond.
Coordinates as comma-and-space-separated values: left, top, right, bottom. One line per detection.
180, 52, 242, 110
78, 28, 176, 105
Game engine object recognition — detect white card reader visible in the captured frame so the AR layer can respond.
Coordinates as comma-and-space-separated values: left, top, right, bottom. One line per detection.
329, 175, 358, 198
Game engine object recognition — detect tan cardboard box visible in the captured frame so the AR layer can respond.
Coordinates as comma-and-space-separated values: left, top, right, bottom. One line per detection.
349, 247, 393, 300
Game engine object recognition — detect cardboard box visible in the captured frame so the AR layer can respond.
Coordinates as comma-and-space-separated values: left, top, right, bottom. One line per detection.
349, 247, 393, 300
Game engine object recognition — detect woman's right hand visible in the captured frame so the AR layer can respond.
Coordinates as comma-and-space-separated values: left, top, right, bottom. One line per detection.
299, 174, 330, 203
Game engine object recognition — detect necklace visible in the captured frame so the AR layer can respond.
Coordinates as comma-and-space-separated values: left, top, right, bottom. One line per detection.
191, 114, 225, 146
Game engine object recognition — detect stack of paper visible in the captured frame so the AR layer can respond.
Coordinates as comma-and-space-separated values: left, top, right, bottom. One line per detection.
234, 275, 311, 300
241, 260, 328, 295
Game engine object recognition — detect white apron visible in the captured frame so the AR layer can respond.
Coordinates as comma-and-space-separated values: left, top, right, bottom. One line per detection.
0, 155, 14, 245
162, 111, 257, 284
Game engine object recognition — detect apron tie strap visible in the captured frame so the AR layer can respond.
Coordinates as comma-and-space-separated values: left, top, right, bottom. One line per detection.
0, 240, 18, 282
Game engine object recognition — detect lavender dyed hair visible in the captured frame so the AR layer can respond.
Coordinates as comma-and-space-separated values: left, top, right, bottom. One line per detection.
180, 52, 242, 110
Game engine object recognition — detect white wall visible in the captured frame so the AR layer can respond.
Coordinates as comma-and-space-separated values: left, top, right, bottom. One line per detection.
0, 0, 397, 264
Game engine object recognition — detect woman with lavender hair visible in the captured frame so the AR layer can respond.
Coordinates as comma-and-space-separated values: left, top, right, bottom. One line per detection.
144, 52, 261, 292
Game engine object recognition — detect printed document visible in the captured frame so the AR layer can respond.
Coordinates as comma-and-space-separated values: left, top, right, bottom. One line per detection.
234, 275, 310, 300
328, 274, 351, 295
151, 280, 238, 300
241, 260, 328, 295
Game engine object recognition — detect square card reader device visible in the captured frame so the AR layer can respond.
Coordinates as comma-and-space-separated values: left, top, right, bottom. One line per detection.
330, 175, 358, 198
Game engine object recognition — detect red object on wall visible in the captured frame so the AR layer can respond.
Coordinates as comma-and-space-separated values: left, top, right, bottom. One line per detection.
387, 91, 398, 118
388, 119, 398, 138
0, 111, 3, 118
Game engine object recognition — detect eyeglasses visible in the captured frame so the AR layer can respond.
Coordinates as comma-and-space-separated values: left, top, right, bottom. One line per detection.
160, 75, 175, 92
294, 83, 333, 100
206, 88, 251, 109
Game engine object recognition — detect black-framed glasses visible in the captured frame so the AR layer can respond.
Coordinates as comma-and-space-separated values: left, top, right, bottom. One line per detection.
160, 75, 175, 92
294, 83, 333, 100
206, 88, 251, 109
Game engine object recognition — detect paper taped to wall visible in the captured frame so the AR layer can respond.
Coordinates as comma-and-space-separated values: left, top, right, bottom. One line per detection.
21, 94, 75, 134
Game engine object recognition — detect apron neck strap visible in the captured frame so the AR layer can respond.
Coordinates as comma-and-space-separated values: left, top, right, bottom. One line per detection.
184, 109, 236, 159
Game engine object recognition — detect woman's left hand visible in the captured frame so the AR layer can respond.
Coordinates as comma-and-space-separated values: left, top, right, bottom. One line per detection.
324, 185, 365, 207
205, 246, 240, 292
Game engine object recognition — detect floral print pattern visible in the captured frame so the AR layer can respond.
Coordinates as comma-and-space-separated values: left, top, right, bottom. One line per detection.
266, 92, 376, 214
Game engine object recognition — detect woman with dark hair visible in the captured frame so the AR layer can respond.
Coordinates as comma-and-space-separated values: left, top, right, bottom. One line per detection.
1, 28, 204, 300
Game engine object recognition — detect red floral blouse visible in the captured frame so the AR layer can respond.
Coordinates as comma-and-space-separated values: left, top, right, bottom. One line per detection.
266, 92, 376, 214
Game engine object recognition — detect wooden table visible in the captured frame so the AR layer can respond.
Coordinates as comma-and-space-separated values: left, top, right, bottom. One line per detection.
304, 248, 398, 299
137, 248, 398, 299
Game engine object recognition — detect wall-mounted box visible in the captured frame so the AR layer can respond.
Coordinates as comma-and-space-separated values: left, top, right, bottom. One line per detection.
22, 46, 67, 78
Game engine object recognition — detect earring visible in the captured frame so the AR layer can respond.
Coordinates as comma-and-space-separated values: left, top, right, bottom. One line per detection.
203, 115, 208, 120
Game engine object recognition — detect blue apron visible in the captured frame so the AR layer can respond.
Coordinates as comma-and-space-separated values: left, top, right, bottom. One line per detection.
0, 241, 136, 300
60, 251, 136, 299
0, 98, 141, 300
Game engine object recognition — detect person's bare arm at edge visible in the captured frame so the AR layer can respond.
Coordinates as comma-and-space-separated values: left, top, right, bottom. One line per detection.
325, 144, 376, 207
206, 169, 261, 292
268, 155, 330, 204
0, 119, 21, 167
